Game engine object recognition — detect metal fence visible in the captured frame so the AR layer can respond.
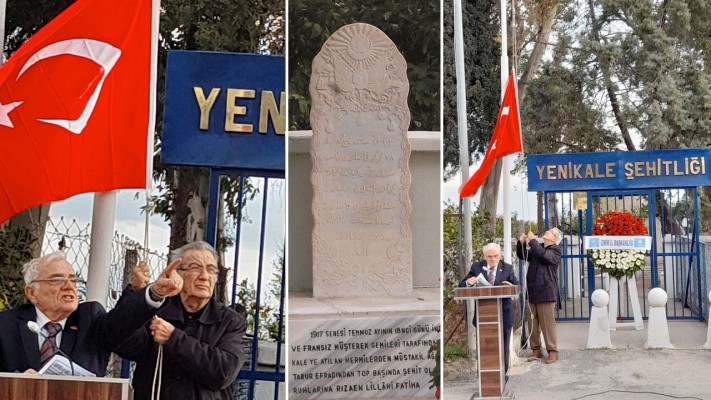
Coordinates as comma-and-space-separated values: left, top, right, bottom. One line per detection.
40, 216, 168, 308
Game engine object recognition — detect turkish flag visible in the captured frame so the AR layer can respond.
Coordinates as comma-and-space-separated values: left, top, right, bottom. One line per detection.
460, 70, 523, 198
0, 0, 156, 224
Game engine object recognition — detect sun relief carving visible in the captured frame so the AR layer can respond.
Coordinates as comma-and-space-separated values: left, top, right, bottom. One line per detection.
312, 23, 408, 115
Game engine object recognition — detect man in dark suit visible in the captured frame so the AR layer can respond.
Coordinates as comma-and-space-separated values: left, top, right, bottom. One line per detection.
460, 242, 519, 375
0, 251, 183, 375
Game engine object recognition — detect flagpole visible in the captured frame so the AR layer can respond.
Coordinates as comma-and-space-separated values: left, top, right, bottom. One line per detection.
143, 0, 161, 262
454, 0, 472, 274
0, 0, 7, 62
453, 0, 476, 357
501, 0, 512, 265
86, 191, 118, 305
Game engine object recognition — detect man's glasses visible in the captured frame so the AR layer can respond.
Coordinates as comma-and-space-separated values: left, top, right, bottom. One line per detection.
31, 277, 84, 286
180, 264, 218, 277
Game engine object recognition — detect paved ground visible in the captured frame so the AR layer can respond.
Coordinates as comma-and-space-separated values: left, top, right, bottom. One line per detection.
444, 321, 711, 400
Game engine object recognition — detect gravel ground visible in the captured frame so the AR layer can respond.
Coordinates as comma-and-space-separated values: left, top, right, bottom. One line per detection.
444, 321, 711, 400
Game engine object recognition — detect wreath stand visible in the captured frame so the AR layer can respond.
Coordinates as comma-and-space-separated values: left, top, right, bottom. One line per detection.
608, 272, 644, 331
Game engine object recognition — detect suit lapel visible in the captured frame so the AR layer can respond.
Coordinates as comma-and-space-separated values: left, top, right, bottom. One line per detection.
493, 261, 501, 285
61, 311, 79, 356
494, 261, 508, 285
18, 306, 41, 370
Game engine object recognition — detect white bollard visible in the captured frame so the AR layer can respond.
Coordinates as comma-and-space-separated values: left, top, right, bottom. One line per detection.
704, 291, 711, 349
587, 290, 612, 348
645, 288, 672, 348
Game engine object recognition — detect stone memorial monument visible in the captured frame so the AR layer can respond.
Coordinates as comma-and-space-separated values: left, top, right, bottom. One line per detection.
309, 22, 412, 298
288, 24, 438, 399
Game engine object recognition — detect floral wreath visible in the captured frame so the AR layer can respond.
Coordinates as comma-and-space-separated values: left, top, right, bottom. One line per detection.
588, 211, 648, 279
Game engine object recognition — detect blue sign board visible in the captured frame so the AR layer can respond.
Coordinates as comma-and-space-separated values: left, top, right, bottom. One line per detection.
527, 149, 711, 191
162, 51, 284, 172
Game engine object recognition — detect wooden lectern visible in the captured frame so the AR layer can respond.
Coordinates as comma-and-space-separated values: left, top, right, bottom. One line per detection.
455, 285, 519, 400
0, 372, 130, 400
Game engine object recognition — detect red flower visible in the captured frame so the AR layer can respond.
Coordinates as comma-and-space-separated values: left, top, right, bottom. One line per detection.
592, 211, 648, 236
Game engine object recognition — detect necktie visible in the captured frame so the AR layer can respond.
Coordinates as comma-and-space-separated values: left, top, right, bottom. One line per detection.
40, 322, 62, 366
487, 268, 495, 285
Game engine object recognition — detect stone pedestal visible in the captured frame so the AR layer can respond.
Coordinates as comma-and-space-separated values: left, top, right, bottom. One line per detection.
645, 287, 672, 348
288, 290, 439, 399
587, 289, 612, 348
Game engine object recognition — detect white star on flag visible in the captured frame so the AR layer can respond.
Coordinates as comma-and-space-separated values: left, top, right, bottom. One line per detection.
0, 100, 22, 128
502, 106, 509, 116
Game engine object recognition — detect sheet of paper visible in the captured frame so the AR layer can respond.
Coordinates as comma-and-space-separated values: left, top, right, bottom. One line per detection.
476, 273, 491, 286
38, 354, 96, 377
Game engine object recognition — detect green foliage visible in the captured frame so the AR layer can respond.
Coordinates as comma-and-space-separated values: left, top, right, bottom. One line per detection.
235, 278, 280, 342
0, 226, 37, 310
443, 342, 467, 362
288, 0, 440, 132
545, 0, 711, 152
428, 341, 441, 389
233, 251, 284, 343
442, 0, 500, 179
519, 36, 619, 156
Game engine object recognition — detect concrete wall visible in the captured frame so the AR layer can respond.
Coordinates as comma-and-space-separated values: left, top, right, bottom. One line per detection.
288, 131, 440, 292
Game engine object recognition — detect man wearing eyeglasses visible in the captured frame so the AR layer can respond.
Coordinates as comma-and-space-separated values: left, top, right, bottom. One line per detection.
460, 243, 519, 378
0, 251, 183, 376
115, 241, 246, 400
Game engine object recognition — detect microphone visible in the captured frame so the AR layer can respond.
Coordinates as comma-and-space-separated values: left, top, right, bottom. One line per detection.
27, 321, 76, 376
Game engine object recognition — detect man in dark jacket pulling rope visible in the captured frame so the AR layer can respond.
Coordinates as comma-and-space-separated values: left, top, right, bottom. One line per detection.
517, 228, 562, 364
116, 241, 246, 400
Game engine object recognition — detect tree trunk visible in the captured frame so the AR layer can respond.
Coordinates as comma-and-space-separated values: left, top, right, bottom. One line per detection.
169, 166, 210, 251
587, 0, 636, 151
547, 193, 558, 232
518, 1, 558, 105
536, 191, 545, 235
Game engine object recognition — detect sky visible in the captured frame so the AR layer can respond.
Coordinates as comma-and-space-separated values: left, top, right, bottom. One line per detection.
48, 178, 285, 305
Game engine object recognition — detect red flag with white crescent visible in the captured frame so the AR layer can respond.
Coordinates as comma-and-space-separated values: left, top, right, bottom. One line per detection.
460, 70, 523, 199
0, 0, 156, 223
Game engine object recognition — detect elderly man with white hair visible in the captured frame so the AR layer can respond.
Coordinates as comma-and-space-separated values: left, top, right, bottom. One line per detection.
0, 251, 183, 375
517, 228, 563, 364
460, 242, 519, 376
